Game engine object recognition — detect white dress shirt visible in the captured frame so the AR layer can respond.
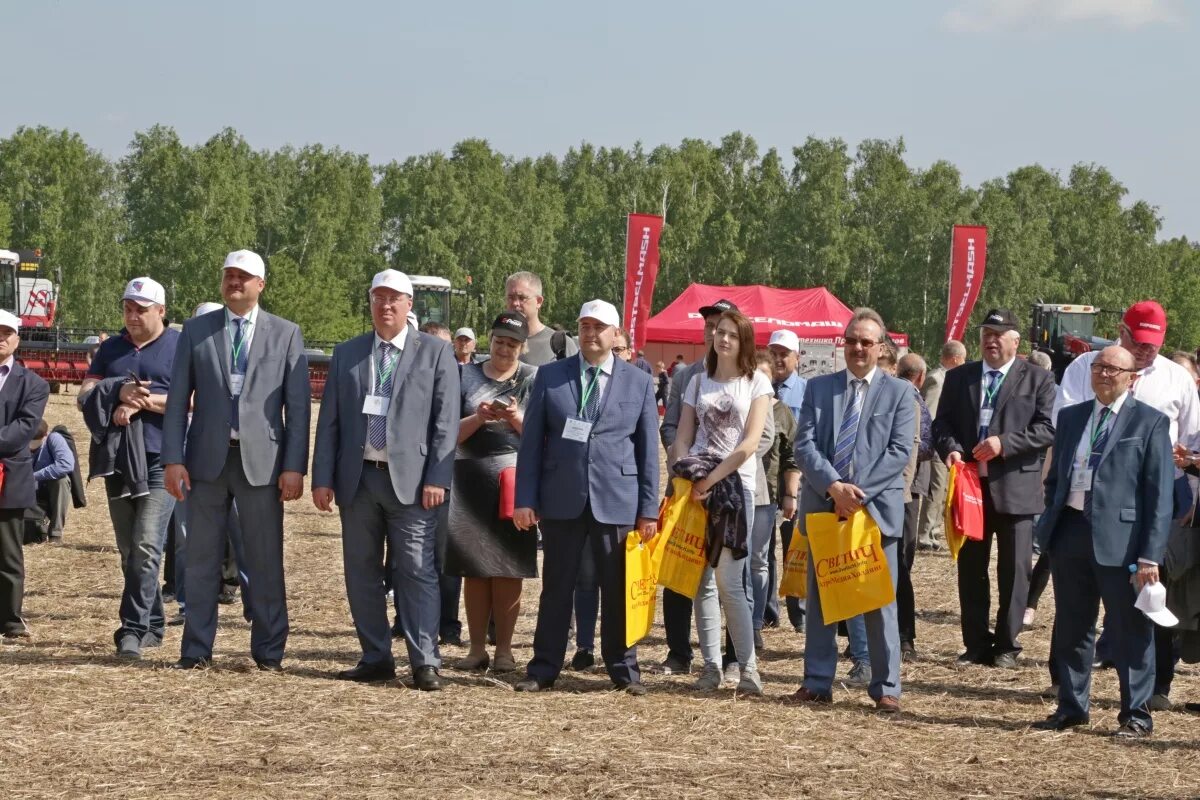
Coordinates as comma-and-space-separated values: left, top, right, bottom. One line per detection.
226, 304, 259, 439
363, 326, 409, 461
976, 356, 1015, 476
1066, 392, 1128, 511
578, 351, 614, 413
0, 356, 13, 395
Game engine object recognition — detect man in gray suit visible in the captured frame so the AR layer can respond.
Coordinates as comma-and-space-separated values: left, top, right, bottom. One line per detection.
312, 269, 460, 691
916, 339, 965, 550
783, 308, 914, 712
163, 249, 310, 671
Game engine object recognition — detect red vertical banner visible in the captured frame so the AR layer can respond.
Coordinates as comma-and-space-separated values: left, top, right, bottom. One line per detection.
945, 225, 988, 342
623, 213, 664, 352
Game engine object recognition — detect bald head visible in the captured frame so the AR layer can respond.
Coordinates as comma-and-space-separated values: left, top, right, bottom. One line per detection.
897, 353, 927, 388
1091, 345, 1136, 405
941, 340, 966, 369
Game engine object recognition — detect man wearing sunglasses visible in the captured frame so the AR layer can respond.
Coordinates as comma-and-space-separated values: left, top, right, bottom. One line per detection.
932, 308, 1056, 670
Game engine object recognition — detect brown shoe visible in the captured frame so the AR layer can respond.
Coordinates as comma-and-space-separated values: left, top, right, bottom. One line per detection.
875, 696, 901, 713
780, 686, 832, 705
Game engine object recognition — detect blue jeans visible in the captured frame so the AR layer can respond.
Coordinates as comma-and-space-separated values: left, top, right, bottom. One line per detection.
750, 503, 776, 630
105, 455, 175, 647
695, 502, 757, 673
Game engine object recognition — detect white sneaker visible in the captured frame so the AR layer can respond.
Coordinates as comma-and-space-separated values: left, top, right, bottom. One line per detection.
722, 662, 741, 689
694, 664, 722, 691
737, 666, 764, 696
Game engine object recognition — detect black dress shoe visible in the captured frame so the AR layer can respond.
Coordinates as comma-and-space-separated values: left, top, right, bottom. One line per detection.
336, 662, 397, 682
514, 676, 553, 692
993, 652, 1019, 670
619, 681, 647, 696
956, 650, 991, 666
1031, 713, 1089, 731
412, 666, 442, 691
255, 659, 284, 673
570, 649, 595, 670
1111, 722, 1151, 739
217, 587, 238, 605
169, 657, 210, 670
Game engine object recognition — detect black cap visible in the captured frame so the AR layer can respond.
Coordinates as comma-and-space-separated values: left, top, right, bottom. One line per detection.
698, 298, 738, 318
491, 310, 529, 342
979, 308, 1019, 331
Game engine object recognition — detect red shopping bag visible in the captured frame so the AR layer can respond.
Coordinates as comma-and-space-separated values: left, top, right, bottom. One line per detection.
497, 466, 516, 521
951, 462, 985, 541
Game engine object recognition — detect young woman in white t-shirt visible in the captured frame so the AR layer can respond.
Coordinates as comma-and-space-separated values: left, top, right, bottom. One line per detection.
670, 310, 772, 694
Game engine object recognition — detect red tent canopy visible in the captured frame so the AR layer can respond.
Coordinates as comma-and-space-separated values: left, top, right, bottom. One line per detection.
645, 284, 908, 347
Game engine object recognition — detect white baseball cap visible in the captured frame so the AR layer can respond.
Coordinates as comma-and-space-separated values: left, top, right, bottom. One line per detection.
1135, 581, 1178, 627
454, 327, 476, 341
578, 299, 620, 329
370, 269, 414, 297
0, 309, 20, 332
194, 301, 224, 318
122, 277, 166, 307
768, 329, 800, 352
223, 249, 266, 279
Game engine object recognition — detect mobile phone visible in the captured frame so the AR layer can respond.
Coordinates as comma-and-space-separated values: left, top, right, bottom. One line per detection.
491, 396, 512, 410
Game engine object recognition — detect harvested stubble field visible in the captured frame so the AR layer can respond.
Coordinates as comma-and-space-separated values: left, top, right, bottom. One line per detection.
2, 395, 1199, 799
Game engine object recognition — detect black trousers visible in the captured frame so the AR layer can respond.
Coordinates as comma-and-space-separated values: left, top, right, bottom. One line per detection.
957, 482, 1033, 657
662, 588, 694, 664
897, 498, 920, 644
526, 506, 638, 686
0, 508, 28, 634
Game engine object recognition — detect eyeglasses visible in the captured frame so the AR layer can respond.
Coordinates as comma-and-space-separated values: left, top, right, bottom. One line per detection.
506, 293, 536, 304
611, 346, 629, 354
843, 338, 880, 349
1090, 363, 1135, 377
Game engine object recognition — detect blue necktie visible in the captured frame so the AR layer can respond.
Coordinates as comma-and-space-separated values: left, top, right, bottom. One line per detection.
583, 366, 601, 422
832, 379, 864, 479
368, 341, 395, 451
230, 317, 246, 431
979, 369, 1001, 439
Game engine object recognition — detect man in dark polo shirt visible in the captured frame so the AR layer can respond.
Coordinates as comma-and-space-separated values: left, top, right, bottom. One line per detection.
80, 277, 180, 659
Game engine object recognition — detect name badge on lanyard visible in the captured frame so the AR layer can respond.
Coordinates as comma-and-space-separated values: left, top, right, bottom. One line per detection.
229, 374, 245, 396
978, 408, 993, 430
363, 395, 390, 416
563, 417, 593, 442
1070, 465, 1093, 492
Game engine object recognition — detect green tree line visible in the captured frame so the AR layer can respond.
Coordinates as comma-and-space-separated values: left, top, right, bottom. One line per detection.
1, 125, 1196, 352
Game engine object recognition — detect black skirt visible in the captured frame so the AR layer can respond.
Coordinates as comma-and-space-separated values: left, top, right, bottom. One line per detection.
444, 455, 537, 579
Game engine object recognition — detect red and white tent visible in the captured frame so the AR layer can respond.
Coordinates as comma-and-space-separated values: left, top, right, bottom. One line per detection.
644, 284, 908, 348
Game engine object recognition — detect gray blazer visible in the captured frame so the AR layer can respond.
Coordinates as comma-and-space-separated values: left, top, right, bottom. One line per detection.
311, 330, 460, 507
163, 307, 311, 486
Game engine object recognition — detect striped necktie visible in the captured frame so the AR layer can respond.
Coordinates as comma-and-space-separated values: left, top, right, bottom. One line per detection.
1083, 406, 1112, 519
367, 342, 395, 451
833, 379, 864, 479
583, 366, 601, 422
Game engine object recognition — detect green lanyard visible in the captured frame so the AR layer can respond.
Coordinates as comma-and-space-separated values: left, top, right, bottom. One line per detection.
1088, 406, 1111, 452
982, 371, 1005, 407
228, 315, 251, 365
578, 367, 601, 416
377, 347, 396, 391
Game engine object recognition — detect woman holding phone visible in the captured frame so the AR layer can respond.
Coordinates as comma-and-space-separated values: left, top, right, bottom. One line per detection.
445, 311, 538, 672
669, 309, 772, 694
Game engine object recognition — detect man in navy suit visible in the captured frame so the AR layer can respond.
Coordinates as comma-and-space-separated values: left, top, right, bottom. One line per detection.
513, 299, 660, 695
0, 309, 50, 640
783, 308, 914, 712
1033, 346, 1173, 738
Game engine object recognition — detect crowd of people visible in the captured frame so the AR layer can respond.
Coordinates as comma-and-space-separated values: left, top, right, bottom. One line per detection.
0, 254, 1197, 737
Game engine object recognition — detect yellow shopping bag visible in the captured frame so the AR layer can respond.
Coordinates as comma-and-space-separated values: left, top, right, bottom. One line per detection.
805, 509, 895, 624
655, 477, 709, 599
778, 525, 807, 599
625, 531, 665, 647
944, 462, 966, 562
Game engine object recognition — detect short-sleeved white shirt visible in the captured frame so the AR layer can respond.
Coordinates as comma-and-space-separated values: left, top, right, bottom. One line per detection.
685, 370, 774, 490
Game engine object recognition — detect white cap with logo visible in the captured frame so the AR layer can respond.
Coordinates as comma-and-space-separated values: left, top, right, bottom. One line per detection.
371, 269, 414, 297
223, 249, 266, 279
768, 329, 800, 352
454, 327, 476, 341
194, 301, 224, 318
1135, 581, 1179, 627
122, 277, 166, 307
578, 299, 620, 329
0, 309, 20, 332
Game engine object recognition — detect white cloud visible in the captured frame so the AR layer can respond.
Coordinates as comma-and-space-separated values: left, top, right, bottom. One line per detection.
942, 0, 1184, 32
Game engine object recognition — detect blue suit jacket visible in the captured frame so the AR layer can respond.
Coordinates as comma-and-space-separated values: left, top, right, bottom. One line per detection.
1035, 396, 1173, 567
312, 330, 460, 507
0, 362, 50, 510
794, 370, 915, 539
515, 354, 659, 526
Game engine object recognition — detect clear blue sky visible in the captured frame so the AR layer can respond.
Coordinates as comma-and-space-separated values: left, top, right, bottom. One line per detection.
2, 0, 1195, 238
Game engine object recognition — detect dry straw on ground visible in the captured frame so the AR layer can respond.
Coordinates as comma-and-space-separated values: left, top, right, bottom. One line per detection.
2, 396, 1199, 799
